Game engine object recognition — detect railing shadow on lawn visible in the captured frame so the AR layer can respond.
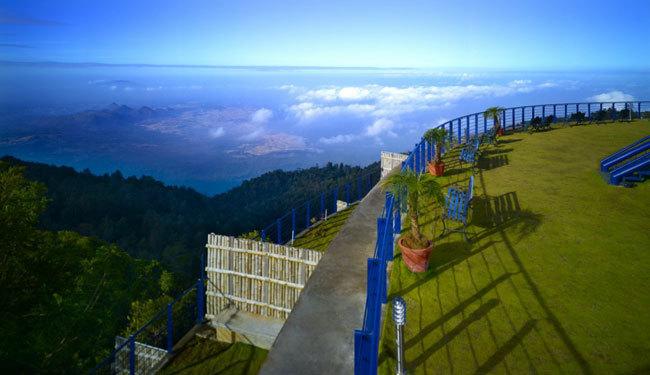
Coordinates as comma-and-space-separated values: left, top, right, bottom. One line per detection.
384, 186, 558, 373
474, 172, 593, 374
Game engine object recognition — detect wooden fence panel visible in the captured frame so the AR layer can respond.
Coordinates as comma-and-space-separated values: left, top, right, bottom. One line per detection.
205, 233, 323, 320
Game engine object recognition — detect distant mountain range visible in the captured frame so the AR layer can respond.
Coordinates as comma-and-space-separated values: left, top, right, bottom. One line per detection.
0, 103, 326, 194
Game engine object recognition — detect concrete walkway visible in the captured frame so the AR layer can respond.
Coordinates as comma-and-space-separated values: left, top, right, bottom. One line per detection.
260, 181, 386, 374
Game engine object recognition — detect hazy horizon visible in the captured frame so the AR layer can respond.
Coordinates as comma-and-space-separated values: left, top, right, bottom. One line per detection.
2, 64, 648, 194
1, 0, 648, 194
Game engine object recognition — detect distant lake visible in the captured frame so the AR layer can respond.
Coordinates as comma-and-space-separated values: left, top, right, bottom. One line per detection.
1, 64, 648, 194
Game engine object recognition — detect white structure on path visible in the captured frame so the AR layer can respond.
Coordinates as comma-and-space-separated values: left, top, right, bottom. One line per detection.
381, 151, 408, 178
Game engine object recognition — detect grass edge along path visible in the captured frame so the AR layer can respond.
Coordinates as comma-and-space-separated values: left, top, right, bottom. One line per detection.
291, 203, 358, 251
378, 120, 650, 374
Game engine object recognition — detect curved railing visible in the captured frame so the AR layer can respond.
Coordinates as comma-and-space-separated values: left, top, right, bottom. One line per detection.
438, 100, 649, 146
354, 100, 649, 375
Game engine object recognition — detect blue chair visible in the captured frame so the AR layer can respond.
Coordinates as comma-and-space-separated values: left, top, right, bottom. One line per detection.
441, 175, 474, 242
459, 137, 480, 169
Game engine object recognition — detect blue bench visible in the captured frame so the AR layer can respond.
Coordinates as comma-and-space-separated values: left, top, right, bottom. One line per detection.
441, 175, 474, 242
459, 137, 480, 168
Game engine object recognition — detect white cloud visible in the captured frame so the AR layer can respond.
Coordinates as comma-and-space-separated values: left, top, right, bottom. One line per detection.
338, 87, 371, 100
366, 118, 395, 137
209, 127, 225, 138
289, 102, 375, 122
251, 108, 273, 123
587, 90, 634, 102
287, 81, 556, 122
319, 134, 359, 144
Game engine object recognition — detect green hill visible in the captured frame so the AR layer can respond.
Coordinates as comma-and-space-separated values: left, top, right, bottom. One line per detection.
1, 156, 378, 282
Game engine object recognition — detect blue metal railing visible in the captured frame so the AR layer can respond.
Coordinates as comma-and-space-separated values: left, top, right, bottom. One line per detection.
353, 100, 649, 374
354, 136, 430, 374
90, 277, 206, 374
441, 101, 650, 145
260, 167, 382, 245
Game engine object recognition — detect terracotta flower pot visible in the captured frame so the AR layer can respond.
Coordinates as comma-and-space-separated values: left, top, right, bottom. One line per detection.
398, 237, 433, 273
497, 128, 505, 136
427, 161, 445, 176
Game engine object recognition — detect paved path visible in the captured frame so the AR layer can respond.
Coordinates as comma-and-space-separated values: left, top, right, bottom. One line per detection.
260, 181, 386, 374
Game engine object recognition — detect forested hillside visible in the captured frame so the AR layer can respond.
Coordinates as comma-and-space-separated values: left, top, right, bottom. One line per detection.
0, 162, 176, 373
1, 156, 379, 281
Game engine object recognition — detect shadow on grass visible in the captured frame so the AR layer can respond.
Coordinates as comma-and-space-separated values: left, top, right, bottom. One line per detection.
481, 147, 514, 156
477, 154, 508, 171
473, 170, 592, 374
473, 319, 538, 374
406, 298, 504, 369
470, 192, 543, 244
497, 138, 523, 144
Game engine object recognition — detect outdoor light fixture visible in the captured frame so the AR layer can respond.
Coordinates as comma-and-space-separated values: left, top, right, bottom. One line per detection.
392, 296, 407, 375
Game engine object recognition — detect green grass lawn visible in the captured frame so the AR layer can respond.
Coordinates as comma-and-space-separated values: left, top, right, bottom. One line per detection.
291, 203, 358, 251
160, 338, 267, 375
379, 120, 650, 374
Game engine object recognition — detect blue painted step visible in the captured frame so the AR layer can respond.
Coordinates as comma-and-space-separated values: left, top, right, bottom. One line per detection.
601, 141, 650, 172
609, 153, 650, 185
600, 135, 650, 172
623, 176, 644, 182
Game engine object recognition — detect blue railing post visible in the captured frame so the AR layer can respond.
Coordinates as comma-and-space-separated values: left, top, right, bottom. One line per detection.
542, 105, 546, 122
564, 104, 568, 123
345, 183, 351, 206
377, 217, 386, 260
129, 335, 136, 375
638, 102, 642, 118
276, 218, 282, 244
502, 110, 506, 132
521, 106, 525, 123
333, 188, 338, 214
511, 108, 515, 129
291, 208, 296, 242
306, 201, 311, 228
320, 192, 325, 218
474, 113, 479, 135
576, 103, 579, 115
483, 115, 487, 133
200, 249, 206, 282
413, 144, 419, 172
197, 279, 205, 324
358, 175, 363, 201
420, 141, 425, 172
553, 104, 557, 122
261, 229, 266, 242
394, 202, 401, 235
167, 302, 173, 353
449, 122, 454, 143
531, 105, 535, 120
385, 213, 394, 262
456, 119, 461, 144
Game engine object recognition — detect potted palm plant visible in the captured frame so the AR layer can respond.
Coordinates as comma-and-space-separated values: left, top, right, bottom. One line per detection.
423, 128, 448, 176
484, 106, 504, 136
382, 170, 444, 273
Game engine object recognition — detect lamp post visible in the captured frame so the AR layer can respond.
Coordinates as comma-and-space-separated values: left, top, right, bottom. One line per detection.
392, 296, 407, 375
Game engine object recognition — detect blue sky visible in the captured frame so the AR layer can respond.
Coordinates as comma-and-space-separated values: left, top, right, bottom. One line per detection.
1, 0, 649, 69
